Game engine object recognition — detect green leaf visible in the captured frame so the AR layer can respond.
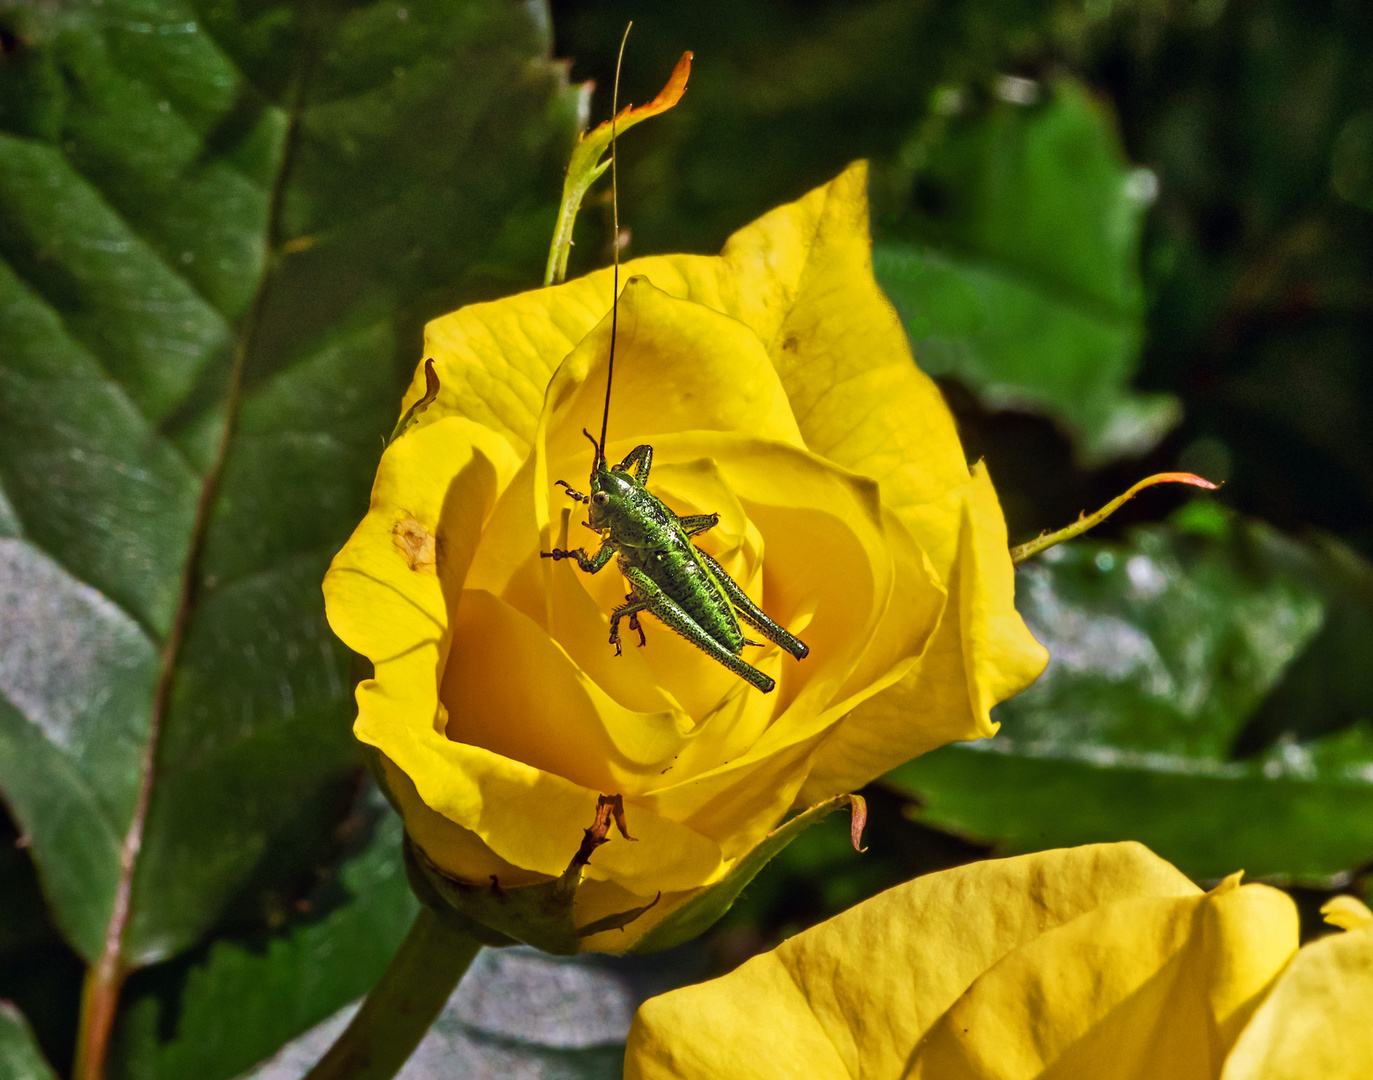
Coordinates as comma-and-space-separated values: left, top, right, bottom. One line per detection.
887, 507, 1373, 884
109, 793, 417, 1080
0, 1003, 58, 1080
875, 79, 1179, 464
1332, 110, 1373, 212
0, 0, 579, 992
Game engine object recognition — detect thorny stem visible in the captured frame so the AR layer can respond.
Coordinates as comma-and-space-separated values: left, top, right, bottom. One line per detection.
299, 908, 481, 1080
544, 174, 589, 286
543, 46, 689, 287
1009, 471, 1218, 565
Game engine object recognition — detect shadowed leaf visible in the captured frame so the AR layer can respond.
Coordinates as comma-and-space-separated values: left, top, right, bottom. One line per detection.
888, 507, 1373, 884
877, 79, 1179, 464
0, 0, 582, 1053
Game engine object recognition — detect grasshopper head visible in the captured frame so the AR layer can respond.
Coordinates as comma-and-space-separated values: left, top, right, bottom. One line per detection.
587, 457, 636, 530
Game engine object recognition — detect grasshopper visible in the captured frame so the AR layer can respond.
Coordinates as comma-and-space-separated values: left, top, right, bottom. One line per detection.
540, 29, 808, 695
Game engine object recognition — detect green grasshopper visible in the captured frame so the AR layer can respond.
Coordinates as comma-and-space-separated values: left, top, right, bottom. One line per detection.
540, 31, 808, 695
542, 432, 809, 694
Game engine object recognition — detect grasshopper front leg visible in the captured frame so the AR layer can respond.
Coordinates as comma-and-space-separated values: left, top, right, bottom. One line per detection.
554, 479, 589, 504
541, 540, 617, 573
620, 566, 776, 693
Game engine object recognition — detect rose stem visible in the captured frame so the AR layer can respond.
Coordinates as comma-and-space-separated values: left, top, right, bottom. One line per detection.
298, 908, 480, 1080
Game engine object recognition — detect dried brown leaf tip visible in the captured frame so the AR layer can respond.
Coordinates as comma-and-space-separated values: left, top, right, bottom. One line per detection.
387, 357, 441, 445
848, 794, 868, 853
569, 794, 636, 873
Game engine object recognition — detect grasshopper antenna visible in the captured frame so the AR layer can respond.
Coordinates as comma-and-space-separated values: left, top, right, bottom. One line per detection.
598, 21, 631, 468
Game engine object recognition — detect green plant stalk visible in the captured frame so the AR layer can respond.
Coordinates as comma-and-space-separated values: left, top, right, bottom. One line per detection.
544, 157, 609, 285
300, 908, 480, 1080
542, 50, 692, 286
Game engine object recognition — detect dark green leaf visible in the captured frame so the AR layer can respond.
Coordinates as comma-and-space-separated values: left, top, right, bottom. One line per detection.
887, 505, 1373, 884
875, 79, 1178, 464
0, 1003, 57, 1080
109, 792, 417, 1080
0, 0, 580, 986
1332, 110, 1373, 212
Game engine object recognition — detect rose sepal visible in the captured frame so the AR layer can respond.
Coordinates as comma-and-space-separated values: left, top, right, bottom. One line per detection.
629, 793, 866, 953
404, 802, 661, 956
403, 792, 865, 956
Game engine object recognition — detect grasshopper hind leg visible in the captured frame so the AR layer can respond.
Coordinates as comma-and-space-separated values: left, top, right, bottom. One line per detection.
694, 548, 809, 660
619, 567, 775, 693
614, 444, 653, 483
609, 596, 651, 656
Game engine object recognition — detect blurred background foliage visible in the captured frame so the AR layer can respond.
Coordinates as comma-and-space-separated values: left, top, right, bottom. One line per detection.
1, 0, 1372, 1077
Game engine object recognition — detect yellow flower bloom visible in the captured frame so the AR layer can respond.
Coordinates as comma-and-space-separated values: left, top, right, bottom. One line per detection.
627, 843, 1373, 1078
323, 162, 1045, 951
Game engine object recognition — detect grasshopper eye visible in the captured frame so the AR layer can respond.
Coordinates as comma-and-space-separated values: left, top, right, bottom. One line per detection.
591, 491, 610, 506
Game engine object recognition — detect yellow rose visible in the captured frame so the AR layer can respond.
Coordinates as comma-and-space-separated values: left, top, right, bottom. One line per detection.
626, 843, 1373, 1078
322, 162, 1046, 952
1219, 895, 1373, 1079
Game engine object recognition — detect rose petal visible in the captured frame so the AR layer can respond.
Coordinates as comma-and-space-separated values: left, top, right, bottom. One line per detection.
718, 164, 973, 543
417, 254, 731, 456
367, 715, 722, 895
625, 843, 1200, 1079
802, 464, 1048, 798
1320, 894, 1373, 931
542, 274, 805, 467
443, 588, 693, 789
416, 162, 971, 523
324, 417, 520, 661
1220, 924, 1373, 1079
912, 877, 1298, 1078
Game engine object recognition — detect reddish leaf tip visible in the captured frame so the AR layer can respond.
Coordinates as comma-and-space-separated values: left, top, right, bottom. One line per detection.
1137, 471, 1220, 492
848, 794, 868, 853
604, 51, 693, 131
